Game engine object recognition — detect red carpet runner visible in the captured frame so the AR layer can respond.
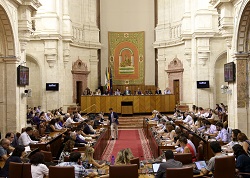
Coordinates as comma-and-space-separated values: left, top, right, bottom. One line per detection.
101, 129, 153, 161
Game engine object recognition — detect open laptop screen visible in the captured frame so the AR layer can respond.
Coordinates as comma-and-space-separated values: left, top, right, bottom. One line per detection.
195, 161, 207, 170
152, 163, 161, 173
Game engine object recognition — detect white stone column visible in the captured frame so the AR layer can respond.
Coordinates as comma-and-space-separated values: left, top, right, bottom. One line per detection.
89, 50, 99, 91
157, 48, 166, 90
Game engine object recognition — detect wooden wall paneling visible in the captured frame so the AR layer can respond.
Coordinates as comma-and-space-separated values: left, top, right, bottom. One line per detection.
133, 95, 140, 113
160, 95, 165, 112
164, 95, 170, 112
139, 96, 145, 113
95, 96, 101, 113
86, 96, 92, 113
155, 95, 161, 112
169, 95, 175, 112
105, 96, 111, 113
116, 96, 122, 113
150, 95, 156, 111
109, 96, 117, 113
81, 96, 87, 113
91, 96, 97, 113
100, 97, 106, 113
144, 96, 151, 112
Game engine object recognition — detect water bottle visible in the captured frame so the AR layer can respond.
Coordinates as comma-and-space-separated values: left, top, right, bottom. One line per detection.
140, 160, 144, 168
111, 155, 115, 165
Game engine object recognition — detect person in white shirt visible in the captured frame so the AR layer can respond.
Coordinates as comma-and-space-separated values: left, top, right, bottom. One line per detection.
45, 112, 52, 121
65, 114, 75, 127
183, 112, 194, 125
18, 127, 38, 146
215, 122, 229, 142
30, 152, 49, 178
203, 120, 217, 136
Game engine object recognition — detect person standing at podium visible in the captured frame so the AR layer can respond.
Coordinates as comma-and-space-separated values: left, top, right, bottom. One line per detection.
108, 108, 119, 140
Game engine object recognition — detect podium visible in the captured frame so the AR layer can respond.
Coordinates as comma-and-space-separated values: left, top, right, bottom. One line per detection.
121, 101, 133, 115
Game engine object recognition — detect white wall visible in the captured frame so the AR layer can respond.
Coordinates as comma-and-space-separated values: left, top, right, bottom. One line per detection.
100, 0, 155, 86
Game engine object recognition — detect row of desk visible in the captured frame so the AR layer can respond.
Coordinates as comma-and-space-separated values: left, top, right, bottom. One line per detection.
143, 118, 228, 161
81, 95, 176, 114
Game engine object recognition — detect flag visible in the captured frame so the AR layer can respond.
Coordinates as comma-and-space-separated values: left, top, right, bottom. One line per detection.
105, 67, 110, 93
109, 67, 113, 95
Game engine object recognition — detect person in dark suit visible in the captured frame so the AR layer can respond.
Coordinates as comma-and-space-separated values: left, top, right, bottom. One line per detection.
123, 86, 131, 95
83, 120, 95, 135
155, 150, 183, 178
155, 87, 162, 95
108, 108, 119, 140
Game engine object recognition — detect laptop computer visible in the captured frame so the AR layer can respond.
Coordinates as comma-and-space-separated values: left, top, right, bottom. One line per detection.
195, 161, 207, 170
152, 163, 161, 173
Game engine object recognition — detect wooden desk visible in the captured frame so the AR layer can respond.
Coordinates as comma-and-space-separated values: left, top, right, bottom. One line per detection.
81, 95, 175, 114
93, 128, 109, 160
143, 119, 157, 139
30, 130, 66, 158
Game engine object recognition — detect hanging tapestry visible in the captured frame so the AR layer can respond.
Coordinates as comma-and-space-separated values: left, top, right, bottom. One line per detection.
108, 31, 145, 85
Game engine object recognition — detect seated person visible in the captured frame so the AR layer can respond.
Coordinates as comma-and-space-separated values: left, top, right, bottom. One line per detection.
114, 88, 121, 96
75, 128, 88, 145
123, 86, 131, 95
30, 152, 49, 178
115, 148, 134, 165
203, 120, 217, 137
59, 132, 76, 163
232, 144, 250, 178
0, 145, 25, 177
155, 87, 162, 95
5, 132, 17, 150
135, 88, 142, 95
93, 115, 102, 129
201, 141, 226, 176
0, 139, 12, 161
81, 146, 105, 168
57, 151, 97, 178
155, 150, 183, 178
18, 127, 39, 146
178, 136, 196, 162
83, 120, 95, 135
215, 122, 229, 142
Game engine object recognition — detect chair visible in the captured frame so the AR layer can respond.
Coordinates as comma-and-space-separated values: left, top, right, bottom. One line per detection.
109, 164, 138, 178
9, 162, 32, 178
22, 163, 32, 178
166, 166, 193, 178
40, 150, 56, 162
174, 153, 192, 164
196, 142, 205, 161
213, 156, 235, 178
9, 162, 23, 178
49, 166, 75, 178
130, 157, 140, 169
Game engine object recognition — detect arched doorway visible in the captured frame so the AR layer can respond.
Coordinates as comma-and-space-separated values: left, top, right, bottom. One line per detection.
26, 55, 41, 108
214, 52, 227, 105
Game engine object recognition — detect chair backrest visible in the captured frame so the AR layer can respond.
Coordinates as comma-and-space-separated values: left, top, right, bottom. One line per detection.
196, 142, 204, 161
166, 166, 193, 178
214, 156, 235, 178
9, 162, 32, 178
49, 166, 75, 178
130, 157, 140, 169
9, 162, 23, 178
174, 153, 192, 164
40, 150, 53, 162
109, 164, 138, 178
22, 163, 32, 178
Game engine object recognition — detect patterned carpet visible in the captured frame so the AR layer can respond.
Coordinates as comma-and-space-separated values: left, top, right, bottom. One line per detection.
101, 129, 153, 161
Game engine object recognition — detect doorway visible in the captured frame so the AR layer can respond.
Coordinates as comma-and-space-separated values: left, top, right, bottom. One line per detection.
76, 81, 82, 105
174, 80, 180, 104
